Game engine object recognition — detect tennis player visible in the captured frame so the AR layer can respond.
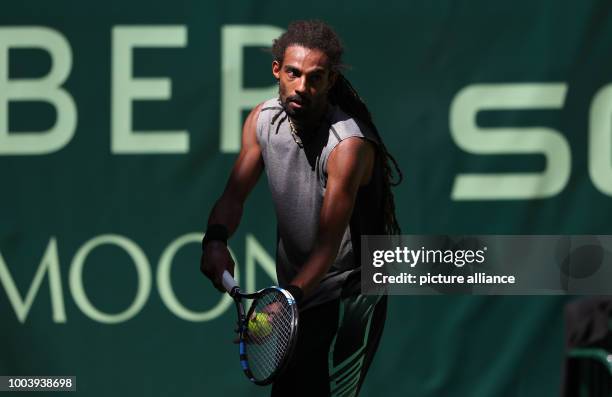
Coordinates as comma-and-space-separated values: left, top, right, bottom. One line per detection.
201, 20, 402, 396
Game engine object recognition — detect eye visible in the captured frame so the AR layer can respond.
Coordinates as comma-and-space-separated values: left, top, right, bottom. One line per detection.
285, 67, 299, 79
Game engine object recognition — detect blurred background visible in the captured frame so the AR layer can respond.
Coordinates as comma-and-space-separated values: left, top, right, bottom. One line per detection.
1, 1, 611, 396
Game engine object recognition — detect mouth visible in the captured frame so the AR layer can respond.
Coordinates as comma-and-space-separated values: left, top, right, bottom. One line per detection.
285, 95, 308, 111
288, 101, 303, 110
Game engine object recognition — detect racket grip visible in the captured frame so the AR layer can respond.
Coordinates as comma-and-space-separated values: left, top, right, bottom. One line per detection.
222, 270, 238, 293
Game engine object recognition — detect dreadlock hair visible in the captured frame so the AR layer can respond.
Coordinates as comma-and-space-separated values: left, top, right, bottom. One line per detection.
272, 20, 403, 235
329, 75, 403, 235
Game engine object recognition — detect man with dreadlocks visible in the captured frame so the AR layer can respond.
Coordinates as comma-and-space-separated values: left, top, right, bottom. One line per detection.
200, 20, 402, 396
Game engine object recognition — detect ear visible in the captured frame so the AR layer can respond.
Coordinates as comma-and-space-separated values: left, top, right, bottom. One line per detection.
272, 60, 281, 80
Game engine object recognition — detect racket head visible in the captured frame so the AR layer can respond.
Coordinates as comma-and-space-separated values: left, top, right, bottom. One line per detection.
240, 287, 299, 385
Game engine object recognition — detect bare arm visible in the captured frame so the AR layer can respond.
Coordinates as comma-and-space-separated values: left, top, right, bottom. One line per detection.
290, 137, 375, 297
200, 103, 264, 291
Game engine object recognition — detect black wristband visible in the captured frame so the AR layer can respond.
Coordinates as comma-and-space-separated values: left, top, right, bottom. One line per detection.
202, 224, 229, 250
284, 285, 304, 306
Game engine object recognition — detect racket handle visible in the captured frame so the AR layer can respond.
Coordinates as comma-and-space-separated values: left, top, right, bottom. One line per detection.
222, 270, 238, 293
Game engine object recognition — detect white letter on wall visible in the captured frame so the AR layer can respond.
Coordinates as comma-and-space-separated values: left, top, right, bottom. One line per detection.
0, 27, 76, 155
589, 84, 612, 196
220, 25, 284, 153
112, 26, 188, 154
69, 234, 151, 323
450, 84, 570, 200
0, 238, 66, 323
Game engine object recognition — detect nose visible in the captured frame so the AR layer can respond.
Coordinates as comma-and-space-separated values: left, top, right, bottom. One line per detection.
295, 76, 306, 95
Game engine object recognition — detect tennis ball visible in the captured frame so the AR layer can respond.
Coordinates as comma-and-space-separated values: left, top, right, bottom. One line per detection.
248, 313, 272, 338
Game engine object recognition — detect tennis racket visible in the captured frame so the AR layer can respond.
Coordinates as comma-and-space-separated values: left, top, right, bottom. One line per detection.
221, 270, 299, 385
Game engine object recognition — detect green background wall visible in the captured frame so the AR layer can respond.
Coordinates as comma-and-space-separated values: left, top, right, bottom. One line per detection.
2, 1, 611, 395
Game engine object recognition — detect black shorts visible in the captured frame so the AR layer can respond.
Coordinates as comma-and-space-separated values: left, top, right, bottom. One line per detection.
271, 290, 387, 397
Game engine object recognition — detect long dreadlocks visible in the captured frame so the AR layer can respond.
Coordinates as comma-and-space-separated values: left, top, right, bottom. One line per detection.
272, 20, 403, 235
328, 74, 403, 235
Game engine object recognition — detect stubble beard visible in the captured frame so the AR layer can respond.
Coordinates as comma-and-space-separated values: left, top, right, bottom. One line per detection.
278, 86, 327, 131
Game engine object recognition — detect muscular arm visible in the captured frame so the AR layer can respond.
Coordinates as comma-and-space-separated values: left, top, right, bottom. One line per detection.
290, 137, 376, 297
201, 103, 264, 290
207, 104, 264, 233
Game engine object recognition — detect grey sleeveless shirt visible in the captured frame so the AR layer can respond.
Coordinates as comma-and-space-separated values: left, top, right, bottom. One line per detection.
256, 97, 385, 310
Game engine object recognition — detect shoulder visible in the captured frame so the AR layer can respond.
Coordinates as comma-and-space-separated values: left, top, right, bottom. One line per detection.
243, 102, 264, 135
260, 97, 283, 112
324, 107, 377, 185
249, 98, 284, 147
242, 101, 269, 148
326, 136, 375, 188
328, 135, 375, 166
250, 98, 283, 135
326, 106, 378, 163
256, 98, 283, 122
328, 106, 380, 145
243, 98, 278, 135
245, 98, 278, 122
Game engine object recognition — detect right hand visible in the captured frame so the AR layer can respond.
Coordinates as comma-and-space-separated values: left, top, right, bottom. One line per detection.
200, 240, 235, 292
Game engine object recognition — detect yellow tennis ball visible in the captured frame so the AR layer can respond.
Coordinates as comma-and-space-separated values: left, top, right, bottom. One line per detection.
248, 313, 272, 338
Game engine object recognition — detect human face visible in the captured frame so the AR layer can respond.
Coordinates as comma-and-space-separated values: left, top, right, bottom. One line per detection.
272, 45, 336, 122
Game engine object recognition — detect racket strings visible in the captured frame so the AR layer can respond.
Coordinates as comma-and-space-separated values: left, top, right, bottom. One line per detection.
248, 296, 291, 377
246, 291, 296, 381
249, 306, 291, 374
